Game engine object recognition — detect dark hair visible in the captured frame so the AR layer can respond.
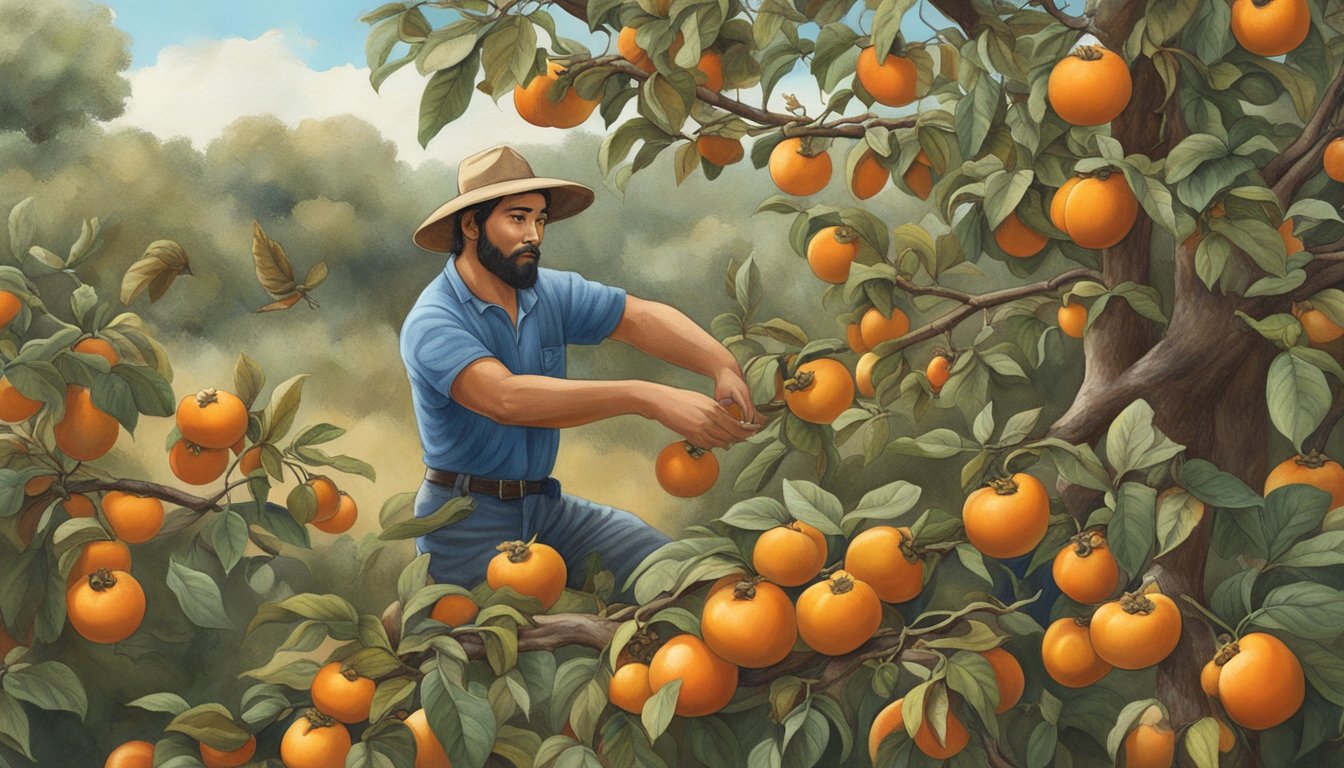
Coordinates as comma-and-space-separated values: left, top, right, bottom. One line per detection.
448, 189, 553, 256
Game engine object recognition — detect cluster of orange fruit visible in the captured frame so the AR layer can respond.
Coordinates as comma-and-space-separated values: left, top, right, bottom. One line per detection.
104, 664, 450, 768
0, 331, 126, 461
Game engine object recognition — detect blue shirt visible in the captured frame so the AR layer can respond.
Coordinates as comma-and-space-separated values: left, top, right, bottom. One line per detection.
399, 257, 627, 480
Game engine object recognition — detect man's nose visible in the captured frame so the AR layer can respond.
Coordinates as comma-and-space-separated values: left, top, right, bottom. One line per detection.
522, 222, 542, 244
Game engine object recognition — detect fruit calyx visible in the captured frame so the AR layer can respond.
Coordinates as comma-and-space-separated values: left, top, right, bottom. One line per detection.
829, 571, 856, 594
1118, 591, 1157, 615
683, 442, 709, 459
831, 225, 859, 244
732, 575, 765, 601
302, 708, 339, 728
1213, 636, 1241, 666
989, 476, 1021, 496
1295, 450, 1332, 470
340, 664, 361, 682
87, 568, 118, 592
898, 529, 920, 563
1071, 615, 1092, 629
1071, 44, 1104, 62
623, 628, 658, 665
785, 369, 815, 393
193, 387, 222, 408
1070, 530, 1105, 557
497, 537, 537, 563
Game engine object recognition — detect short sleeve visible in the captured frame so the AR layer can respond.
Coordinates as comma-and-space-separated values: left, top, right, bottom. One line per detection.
399, 305, 495, 399
557, 270, 627, 345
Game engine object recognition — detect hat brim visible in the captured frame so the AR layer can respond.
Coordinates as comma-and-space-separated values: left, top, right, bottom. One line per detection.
412, 178, 595, 253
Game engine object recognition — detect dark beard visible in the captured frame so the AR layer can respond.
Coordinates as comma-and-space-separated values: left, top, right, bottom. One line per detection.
477, 230, 540, 289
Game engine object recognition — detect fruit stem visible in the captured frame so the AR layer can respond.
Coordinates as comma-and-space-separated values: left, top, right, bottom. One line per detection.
1119, 590, 1156, 615
989, 476, 1020, 496
194, 387, 220, 408
497, 540, 533, 563
1179, 594, 1237, 636
88, 568, 117, 592
1072, 44, 1103, 62
1296, 450, 1330, 469
732, 576, 763, 601
784, 369, 815, 393
340, 664, 360, 682
684, 442, 709, 459
302, 708, 338, 728
1213, 638, 1241, 666
829, 573, 855, 594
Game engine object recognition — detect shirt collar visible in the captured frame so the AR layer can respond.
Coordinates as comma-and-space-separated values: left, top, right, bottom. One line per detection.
444, 256, 538, 316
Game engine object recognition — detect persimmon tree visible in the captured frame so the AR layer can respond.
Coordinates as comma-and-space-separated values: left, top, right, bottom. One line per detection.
6, 0, 1344, 767
354, 0, 1344, 764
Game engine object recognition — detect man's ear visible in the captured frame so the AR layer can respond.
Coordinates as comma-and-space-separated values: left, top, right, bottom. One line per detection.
460, 211, 479, 242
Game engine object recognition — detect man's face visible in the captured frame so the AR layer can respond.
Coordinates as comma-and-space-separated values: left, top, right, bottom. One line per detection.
475, 192, 548, 289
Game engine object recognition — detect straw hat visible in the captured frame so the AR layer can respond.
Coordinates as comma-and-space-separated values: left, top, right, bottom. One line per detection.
412, 145, 595, 253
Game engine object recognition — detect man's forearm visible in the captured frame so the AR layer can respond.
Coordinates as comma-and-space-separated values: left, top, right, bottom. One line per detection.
494, 375, 665, 428
615, 299, 738, 378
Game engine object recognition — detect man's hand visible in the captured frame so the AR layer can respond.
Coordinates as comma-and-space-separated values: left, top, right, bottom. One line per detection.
651, 389, 761, 449
713, 366, 760, 425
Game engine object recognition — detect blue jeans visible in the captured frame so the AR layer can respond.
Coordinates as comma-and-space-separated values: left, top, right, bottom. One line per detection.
413, 474, 671, 599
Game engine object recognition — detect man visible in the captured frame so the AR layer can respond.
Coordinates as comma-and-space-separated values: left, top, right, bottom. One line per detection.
400, 145, 761, 595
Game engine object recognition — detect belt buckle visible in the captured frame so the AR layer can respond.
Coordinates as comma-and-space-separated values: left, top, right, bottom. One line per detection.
498, 479, 526, 500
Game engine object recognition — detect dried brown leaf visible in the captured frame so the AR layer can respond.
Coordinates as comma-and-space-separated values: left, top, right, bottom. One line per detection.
251, 221, 295, 297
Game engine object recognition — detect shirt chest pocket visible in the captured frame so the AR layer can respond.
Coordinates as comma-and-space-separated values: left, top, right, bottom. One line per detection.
541, 345, 565, 376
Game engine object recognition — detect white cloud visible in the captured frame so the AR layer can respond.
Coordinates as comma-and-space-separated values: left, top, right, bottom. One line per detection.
110, 30, 587, 168
109, 29, 840, 170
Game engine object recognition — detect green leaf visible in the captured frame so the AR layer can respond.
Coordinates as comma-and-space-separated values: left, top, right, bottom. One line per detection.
1263, 484, 1330, 562
422, 661, 497, 768
380, 496, 473, 540
641, 678, 681, 743
885, 428, 969, 459
1266, 351, 1331, 454
0, 689, 32, 760
1106, 399, 1185, 479
944, 652, 1001, 740
418, 48, 482, 148
1165, 134, 1228, 184
719, 497, 790, 530
1105, 699, 1162, 762
1179, 459, 1262, 509
1109, 483, 1157, 580
261, 374, 307, 444
1209, 216, 1286, 278
843, 481, 922, 529
1250, 583, 1344, 640
126, 692, 191, 716
1185, 717, 1220, 768
1, 662, 87, 719
164, 703, 249, 751
1285, 198, 1344, 226
782, 480, 844, 535
1274, 531, 1344, 568
1155, 489, 1204, 558
114, 363, 175, 417
480, 15, 536, 94
972, 402, 994, 445
166, 559, 233, 630
1029, 437, 1113, 492
204, 509, 248, 575
1235, 311, 1300, 347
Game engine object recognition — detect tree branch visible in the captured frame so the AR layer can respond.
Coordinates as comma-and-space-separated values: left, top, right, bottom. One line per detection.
64, 477, 249, 512
1271, 130, 1343, 210
1037, 0, 1091, 31
572, 58, 918, 138
1263, 58, 1344, 188
881, 268, 1103, 353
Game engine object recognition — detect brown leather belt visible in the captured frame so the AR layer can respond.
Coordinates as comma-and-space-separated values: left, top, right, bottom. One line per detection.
425, 468, 547, 500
